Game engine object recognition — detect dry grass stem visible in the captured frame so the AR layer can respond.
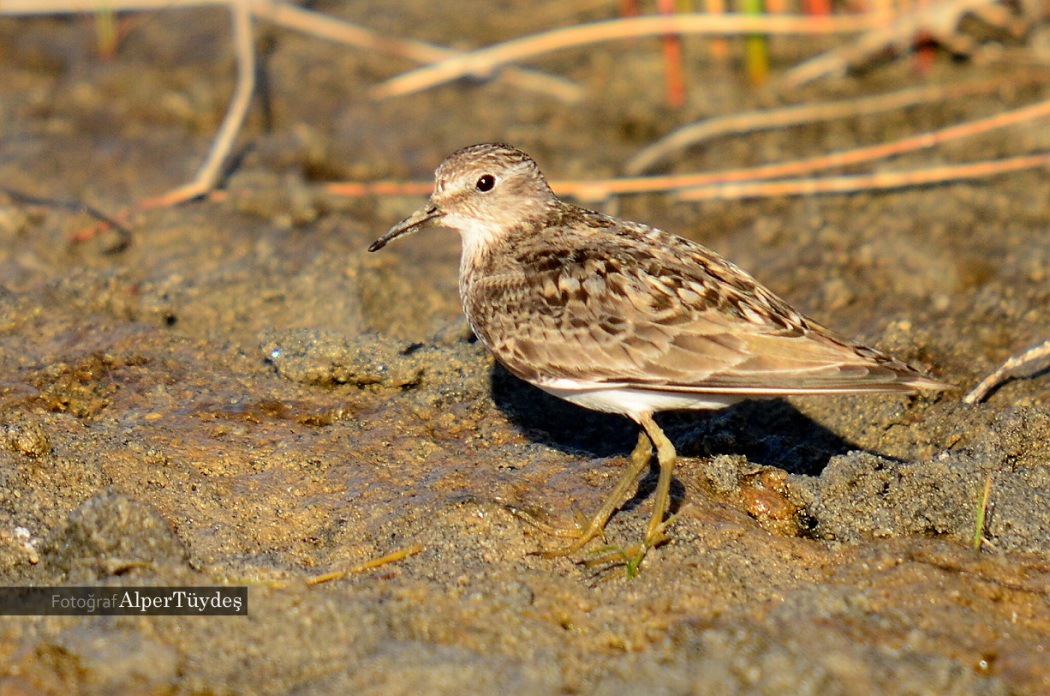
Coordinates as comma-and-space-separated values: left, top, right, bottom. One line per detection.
255, 1, 581, 102
675, 152, 1050, 201
371, 12, 883, 100
670, 96, 1050, 198
973, 474, 993, 551
305, 544, 424, 585
328, 94, 1050, 204
964, 340, 1050, 404
5, 0, 583, 231
783, 0, 1034, 87
6, 0, 1044, 227
139, 0, 254, 208
0, 0, 581, 103
625, 78, 1040, 175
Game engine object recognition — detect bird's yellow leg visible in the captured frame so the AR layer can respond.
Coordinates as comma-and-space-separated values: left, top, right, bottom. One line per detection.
641, 412, 678, 547
533, 429, 653, 557
594, 413, 677, 575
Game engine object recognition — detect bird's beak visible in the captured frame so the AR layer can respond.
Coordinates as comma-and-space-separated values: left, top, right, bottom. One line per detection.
368, 203, 443, 252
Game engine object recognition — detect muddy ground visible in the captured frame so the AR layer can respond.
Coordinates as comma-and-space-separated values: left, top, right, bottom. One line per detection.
0, 3, 1049, 694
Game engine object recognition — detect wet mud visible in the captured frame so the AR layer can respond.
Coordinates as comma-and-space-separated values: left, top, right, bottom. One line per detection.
0, 5, 1048, 694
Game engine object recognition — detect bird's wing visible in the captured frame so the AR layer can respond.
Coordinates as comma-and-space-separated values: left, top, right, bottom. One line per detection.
471, 216, 942, 394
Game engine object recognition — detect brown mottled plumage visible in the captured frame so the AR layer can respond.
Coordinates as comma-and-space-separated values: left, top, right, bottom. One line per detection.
370, 143, 946, 572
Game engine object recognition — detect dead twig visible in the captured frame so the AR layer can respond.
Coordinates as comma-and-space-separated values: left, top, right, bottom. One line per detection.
676, 152, 1050, 201
964, 339, 1050, 404
783, 0, 1033, 88
140, 0, 255, 208
252, 0, 581, 103
371, 12, 883, 100
1, 187, 131, 239
305, 544, 424, 585
3, 0, 582, 239
325, 91, 1050, 203
325, 150, 1050, 205
324, 181, 435, 198
625, 78, 1041, 175
0, 0, 582, 103
671, 96, 1050, 199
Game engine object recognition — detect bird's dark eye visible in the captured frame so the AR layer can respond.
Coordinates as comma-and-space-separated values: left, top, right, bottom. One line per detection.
475, 174, 496, 192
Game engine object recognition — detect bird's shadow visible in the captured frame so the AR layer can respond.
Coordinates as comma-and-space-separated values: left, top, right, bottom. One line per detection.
489, 363, 862, 478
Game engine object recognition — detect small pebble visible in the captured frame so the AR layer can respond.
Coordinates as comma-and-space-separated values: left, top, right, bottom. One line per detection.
5, 421, 52, 457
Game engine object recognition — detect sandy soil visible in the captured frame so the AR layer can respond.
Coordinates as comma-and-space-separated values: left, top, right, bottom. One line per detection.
1, 3, 1049, 694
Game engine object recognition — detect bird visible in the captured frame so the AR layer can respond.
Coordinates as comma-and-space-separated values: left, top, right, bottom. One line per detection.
369, 142, 947, 572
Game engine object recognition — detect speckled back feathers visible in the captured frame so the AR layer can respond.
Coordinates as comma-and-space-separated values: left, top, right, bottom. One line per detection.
385, 143, 946, 405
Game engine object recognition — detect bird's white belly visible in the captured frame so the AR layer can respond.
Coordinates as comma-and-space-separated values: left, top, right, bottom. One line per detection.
537, 381, 743, 420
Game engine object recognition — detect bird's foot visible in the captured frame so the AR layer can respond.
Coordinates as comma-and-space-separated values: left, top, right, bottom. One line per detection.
504, 504, 608, 554
583, 512, 679, 578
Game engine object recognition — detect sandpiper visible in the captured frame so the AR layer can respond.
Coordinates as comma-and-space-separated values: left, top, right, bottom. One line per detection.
369, 142, 946, 571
